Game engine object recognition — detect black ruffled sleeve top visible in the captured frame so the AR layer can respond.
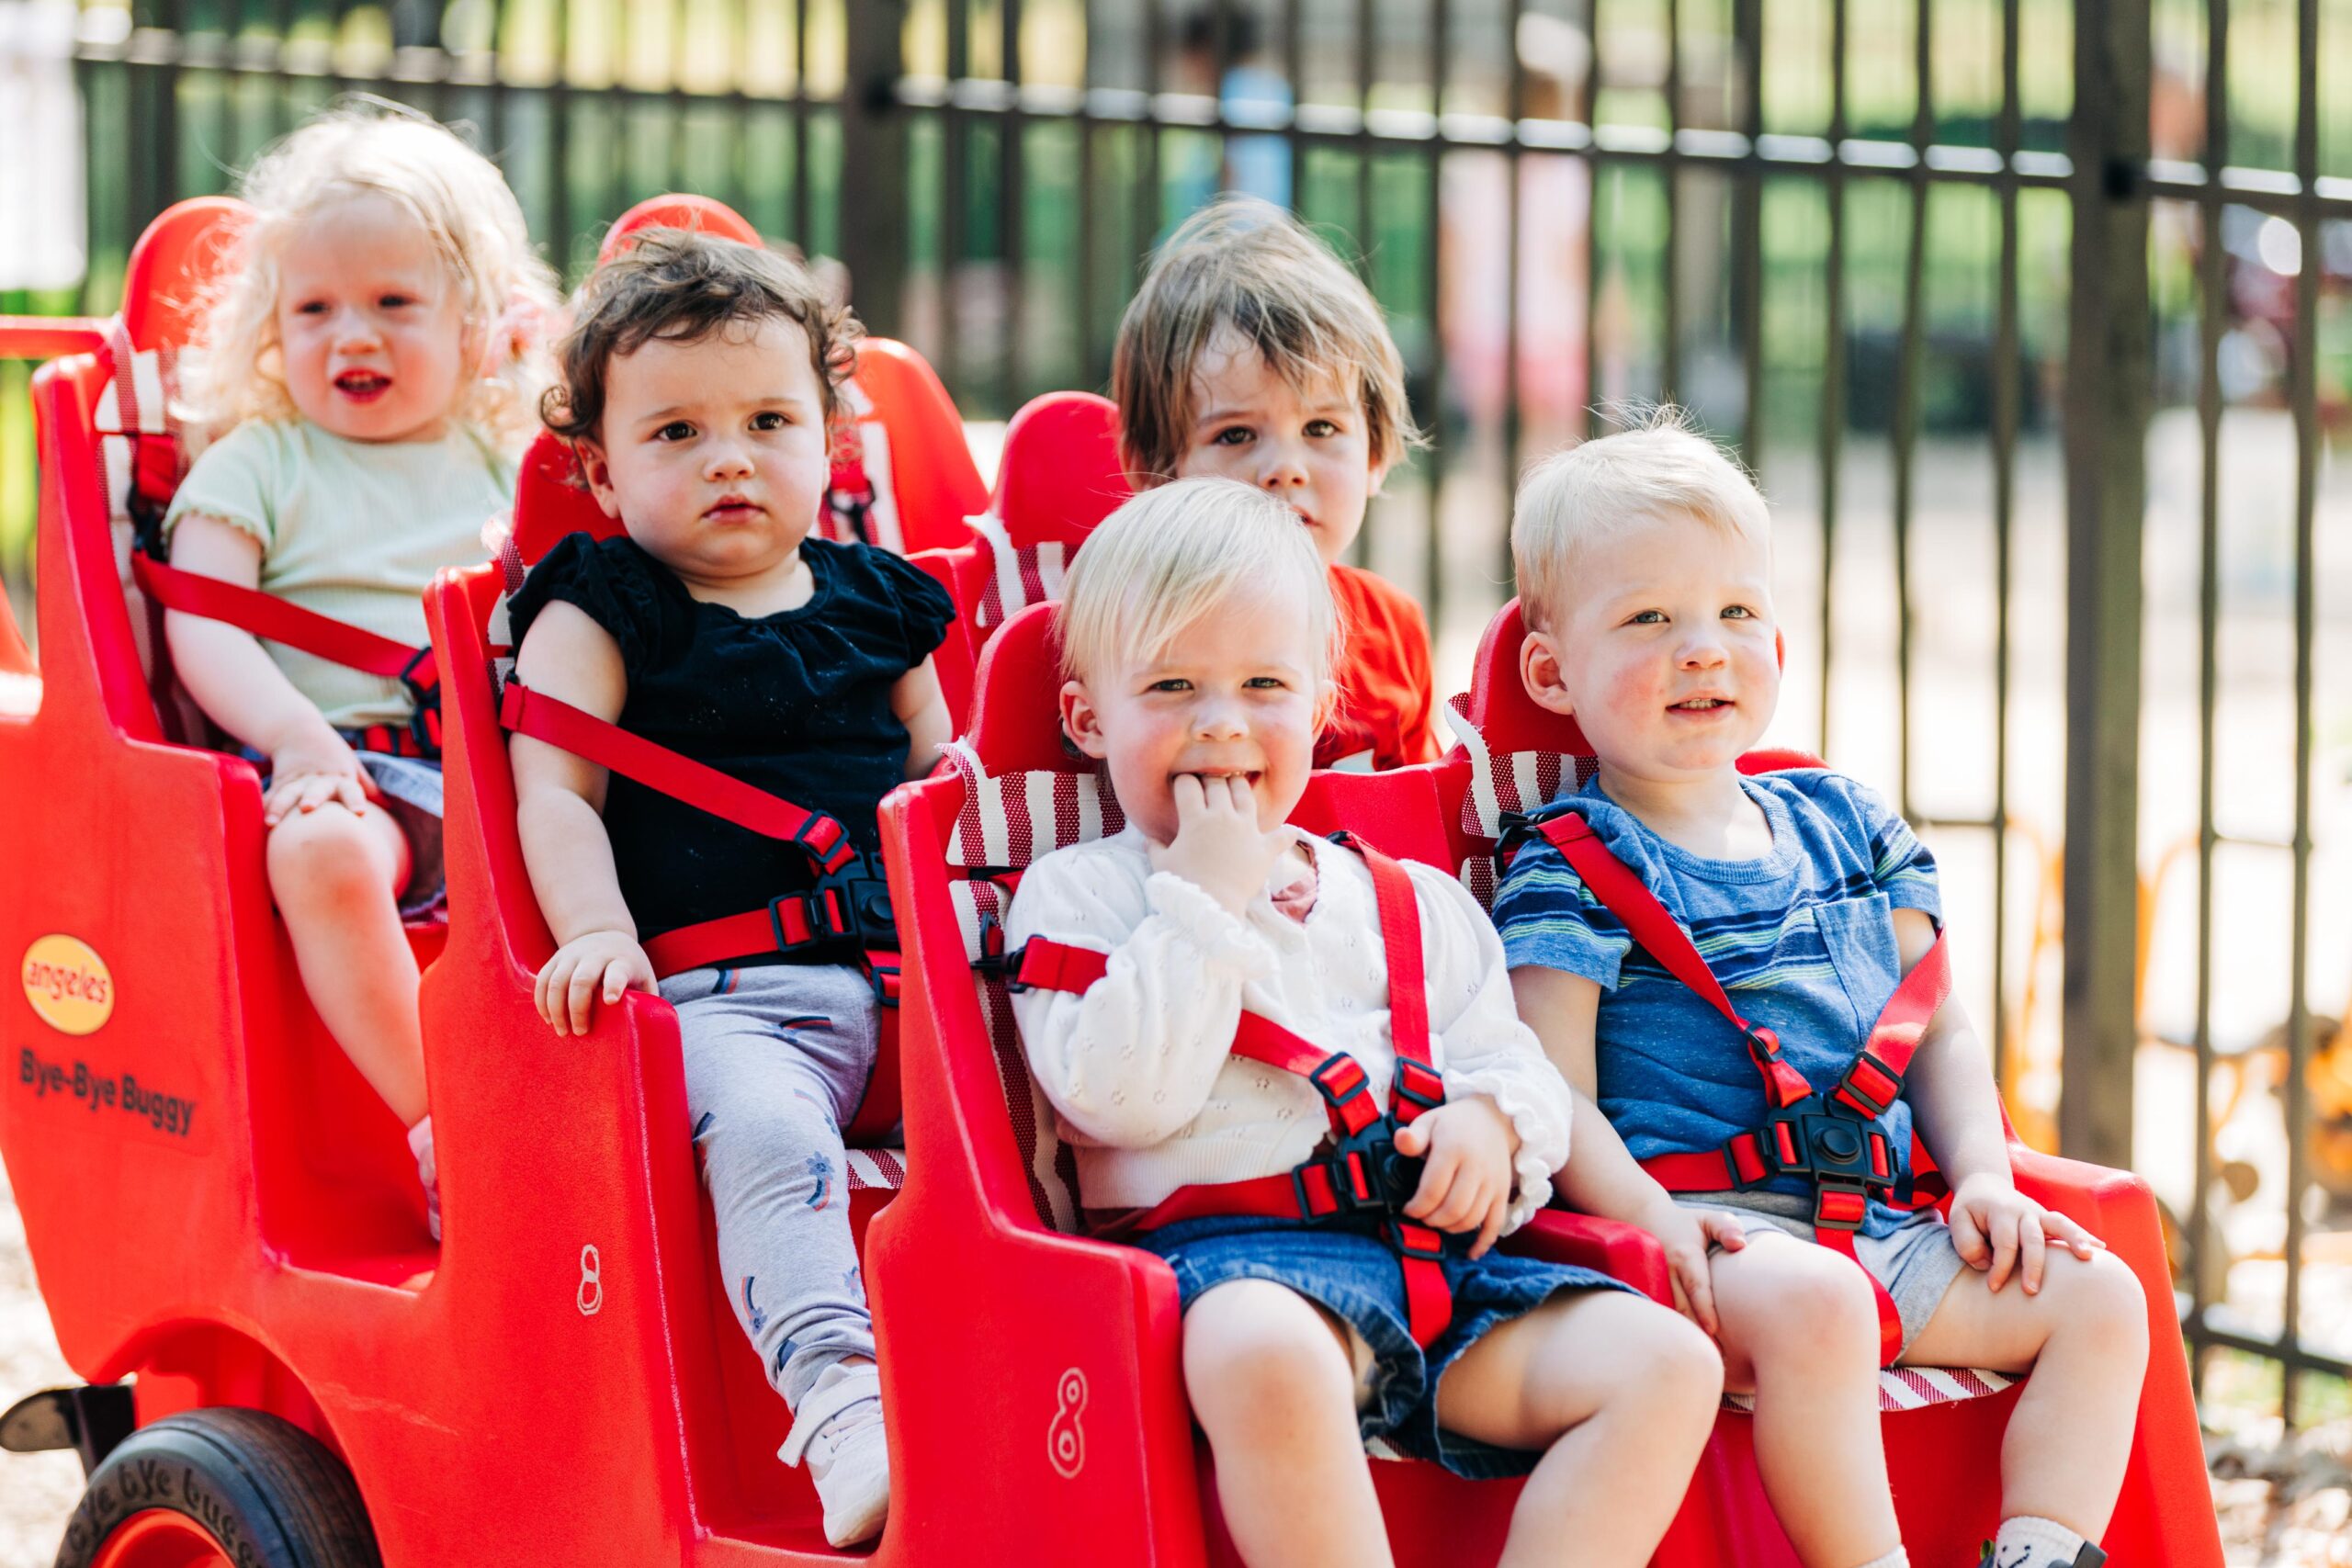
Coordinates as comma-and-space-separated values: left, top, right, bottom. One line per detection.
508, 532, 956, 955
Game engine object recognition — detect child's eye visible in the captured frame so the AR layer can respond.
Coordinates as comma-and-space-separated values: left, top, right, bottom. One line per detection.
1148, 678, 1193, 694
1722, 604, 1756, 620
1627, 609, 1668, 626
1210, 426, 1254, 447
1245, 675, 1289, 690
752, 411, 790, 431
655, 422, 695, 442
379, 294, 413, 310
1305, 419, 1340, 438
294, 300, 329, 316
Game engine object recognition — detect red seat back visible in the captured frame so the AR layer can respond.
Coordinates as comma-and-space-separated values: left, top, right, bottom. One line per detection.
842, 339, 990, 555
990, 390, 1129, 549
598, 194, 763, 262
507, 433, 621, 566
122, 196, 255, 358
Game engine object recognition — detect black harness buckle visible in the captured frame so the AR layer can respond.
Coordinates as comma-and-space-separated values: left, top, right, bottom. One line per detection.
1758, 1095, 1883, 1188
1291, 1117, 1426, 1221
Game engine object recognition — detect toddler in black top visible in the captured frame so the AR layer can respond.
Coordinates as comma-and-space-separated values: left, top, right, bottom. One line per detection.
507, 231, 951, 1548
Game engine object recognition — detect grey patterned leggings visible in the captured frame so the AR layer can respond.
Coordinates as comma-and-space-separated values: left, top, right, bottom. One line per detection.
658, 962, 882, 1411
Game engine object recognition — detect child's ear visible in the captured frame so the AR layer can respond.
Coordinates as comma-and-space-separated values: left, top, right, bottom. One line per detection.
1774, 626, 1786, 671
1367, 453, 1391, 499
1059, 679, 1112, 761
1520, 628, 1577, 716
574, 439, 624, 521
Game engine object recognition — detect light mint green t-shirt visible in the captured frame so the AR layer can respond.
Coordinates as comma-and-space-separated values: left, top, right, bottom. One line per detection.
162, 418, 514, 728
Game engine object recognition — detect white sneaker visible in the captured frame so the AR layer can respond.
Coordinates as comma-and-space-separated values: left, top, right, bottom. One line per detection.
778, 1364, 890, 1547
407, 1117, 440, 1242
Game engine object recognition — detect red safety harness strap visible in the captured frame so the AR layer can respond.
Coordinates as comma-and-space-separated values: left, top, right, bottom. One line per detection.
1009, 833, 1455, 1348
132, 555, 440, 688
1527, 807, 1955, 1367
1532, 813, 1814, 1110
500, 680, 856, 874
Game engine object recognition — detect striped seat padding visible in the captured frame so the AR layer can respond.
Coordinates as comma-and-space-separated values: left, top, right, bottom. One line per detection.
813, 378, 906, 553
1724, 1367, 2019, 1414
1446, 693, 2019, 1413
938, 739, 1124, 1234
967, 511, 1071, 635
1446, 691, 1598, 908
844, 1146, 908, 1192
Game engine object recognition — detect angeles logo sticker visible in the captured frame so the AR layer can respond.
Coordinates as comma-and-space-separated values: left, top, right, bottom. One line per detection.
21, 934, 114, 1035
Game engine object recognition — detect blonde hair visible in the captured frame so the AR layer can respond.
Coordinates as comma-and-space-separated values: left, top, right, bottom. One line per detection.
1057, 477, 1339, 705
1511, 408, 1772, 633
178, 96, 560, 449
1111, 195, 1421, 485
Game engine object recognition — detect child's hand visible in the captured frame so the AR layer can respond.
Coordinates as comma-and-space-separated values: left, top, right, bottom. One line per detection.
1147, 773, 1291, 915
263, 733, 370, 826
1396, 1097, 1521, 1258
536, 930, 656, 1036
1638, 1199, 1748, 1338
1948, 1172, 2104, 1294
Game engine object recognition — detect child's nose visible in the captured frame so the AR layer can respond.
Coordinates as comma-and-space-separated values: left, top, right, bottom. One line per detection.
1255, 439, 1308, 490
331, 309, 381, 349
703, 440, 753, 479
1191, 694, 1247, 738
1679, 632, 1729, 668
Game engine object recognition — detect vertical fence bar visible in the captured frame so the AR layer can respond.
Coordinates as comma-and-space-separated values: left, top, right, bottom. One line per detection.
792, 0, 812, 251
2279, 0, 2319, 1427
1500, 0, 1526, 593
1137, 0, 1162, 284
1000, 0, 1024, 407
1733, 0, 1761, 457
1817, 0, 1847, 758
842, 0, 910, 339
1890, 0, 1929, 821
1285, 0, 1306, 220
943, 0, 968, 395
548, 0, 572, 265
2188, 0, 2228, 1395
1356, 0, 1374, 249
1076, 3, 1101, 391
1659, 0, 1679, 406
2058, 0, 2150, 1170
1582, 0, 1602, 440
1991, 0, 2021, 1092
1421, 0, 1448, 627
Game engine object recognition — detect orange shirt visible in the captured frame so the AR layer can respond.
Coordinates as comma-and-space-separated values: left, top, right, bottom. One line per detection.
1317, 564, 1442, 772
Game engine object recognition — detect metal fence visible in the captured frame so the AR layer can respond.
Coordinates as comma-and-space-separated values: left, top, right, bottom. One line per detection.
6, 0, 2350, 1421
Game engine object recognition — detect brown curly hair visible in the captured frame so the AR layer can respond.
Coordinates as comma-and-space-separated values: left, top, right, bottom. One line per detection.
541, 229, 862, 446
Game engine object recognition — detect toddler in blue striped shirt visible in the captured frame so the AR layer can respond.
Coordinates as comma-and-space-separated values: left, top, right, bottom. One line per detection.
1495, 411, 2146, 1568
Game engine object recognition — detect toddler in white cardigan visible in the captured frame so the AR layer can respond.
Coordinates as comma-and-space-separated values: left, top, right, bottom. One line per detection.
1004, 478, 1724, 1568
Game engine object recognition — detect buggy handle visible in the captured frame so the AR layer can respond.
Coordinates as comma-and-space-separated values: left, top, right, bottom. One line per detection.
0, 317, 107, 361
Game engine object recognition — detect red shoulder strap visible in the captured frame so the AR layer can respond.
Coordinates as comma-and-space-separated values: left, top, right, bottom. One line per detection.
1532, 812, 1814, 1109
1331, 833, 1430, 1070
132, 554, 435, 687
499, 679, 855, 874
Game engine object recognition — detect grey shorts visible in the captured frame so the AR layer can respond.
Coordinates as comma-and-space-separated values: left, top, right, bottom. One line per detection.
245, 745, 446, 919
1676, 1191, 1968, 1358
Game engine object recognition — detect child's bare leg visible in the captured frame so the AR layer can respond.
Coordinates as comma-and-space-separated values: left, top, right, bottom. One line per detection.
1899, 1247, 2147, 1540
1711, 1235, 1900, 1567
1438, 1288, 1722, 1568
267, 803, 425, 1126
1182, 1280, 1393, 1568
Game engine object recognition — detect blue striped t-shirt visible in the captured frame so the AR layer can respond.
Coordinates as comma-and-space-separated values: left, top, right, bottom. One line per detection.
1494, 770, 1941, 1237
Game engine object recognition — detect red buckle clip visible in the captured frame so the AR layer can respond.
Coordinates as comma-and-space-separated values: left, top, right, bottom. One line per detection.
1389, 1221, 1446, 1261
793, 814, 857, 877
1813, 1181, 1870, 1233
1307, 1055, 1379, 1134
1393, 1059, 1445, 1119
1832, 1049, 1903, 1119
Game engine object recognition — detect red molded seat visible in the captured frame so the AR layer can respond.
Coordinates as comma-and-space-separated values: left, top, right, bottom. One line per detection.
1442, 599, 2223, 1565
915, 389, 1130, 728
873, 602, 1726, 1566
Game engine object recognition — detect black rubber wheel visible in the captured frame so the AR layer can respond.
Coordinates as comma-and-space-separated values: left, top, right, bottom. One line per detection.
53, 1406, 381, 1568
